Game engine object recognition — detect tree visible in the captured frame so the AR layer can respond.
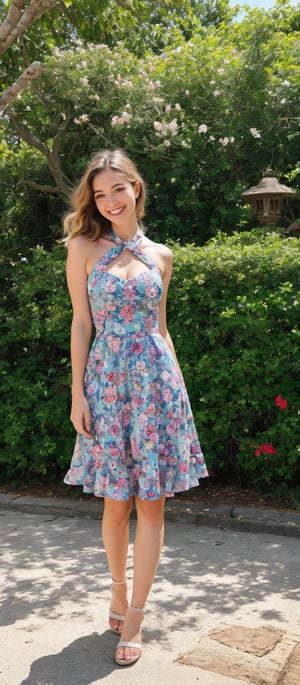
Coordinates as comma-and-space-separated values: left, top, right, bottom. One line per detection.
1, 0, 228, 111
1, 1, 299, 247
0, 0, 60, 111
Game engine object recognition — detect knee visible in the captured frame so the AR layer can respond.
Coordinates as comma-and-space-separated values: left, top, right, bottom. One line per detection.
104, 498, 133, 525
135, 497, 165, 527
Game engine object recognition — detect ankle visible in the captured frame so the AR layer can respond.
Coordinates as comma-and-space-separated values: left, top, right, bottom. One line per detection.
129, 604, 144, 612
112, 578, 127, 585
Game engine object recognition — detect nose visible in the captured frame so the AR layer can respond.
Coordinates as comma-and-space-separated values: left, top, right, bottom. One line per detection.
107, 192, 118, 207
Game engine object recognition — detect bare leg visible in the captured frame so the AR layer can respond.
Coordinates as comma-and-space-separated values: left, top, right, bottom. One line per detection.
102, 497, 133, 633
115, 495, 165, 663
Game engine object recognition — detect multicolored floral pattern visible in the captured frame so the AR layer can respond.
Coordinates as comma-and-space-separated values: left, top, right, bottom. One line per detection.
64, 232, 208, 500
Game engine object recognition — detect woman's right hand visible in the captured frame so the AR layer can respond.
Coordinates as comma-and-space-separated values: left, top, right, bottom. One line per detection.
70, 395, 93, 439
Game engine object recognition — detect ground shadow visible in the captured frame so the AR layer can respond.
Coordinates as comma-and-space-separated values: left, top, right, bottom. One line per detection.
20, 631, 121, 684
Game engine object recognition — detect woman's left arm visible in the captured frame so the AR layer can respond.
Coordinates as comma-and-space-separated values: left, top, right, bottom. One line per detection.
157, 246, 181, 367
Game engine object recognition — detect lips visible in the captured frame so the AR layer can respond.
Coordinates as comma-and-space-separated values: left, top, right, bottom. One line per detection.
109, 206, 125, 216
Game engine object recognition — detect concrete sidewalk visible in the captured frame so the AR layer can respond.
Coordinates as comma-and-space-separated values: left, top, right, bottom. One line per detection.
1, 490, 300, 538
1, 499, 300, 684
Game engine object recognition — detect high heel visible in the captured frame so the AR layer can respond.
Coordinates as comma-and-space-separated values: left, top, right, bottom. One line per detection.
115, 604, 144, 667
109, 578, 127, 635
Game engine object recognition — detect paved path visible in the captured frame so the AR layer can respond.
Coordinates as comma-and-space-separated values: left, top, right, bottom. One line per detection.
1, 505, 299, 685
1, 491, 300, 538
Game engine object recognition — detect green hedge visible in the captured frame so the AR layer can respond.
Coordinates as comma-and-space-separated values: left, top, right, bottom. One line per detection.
168, 230, 300, 502
1, 231, 299, 502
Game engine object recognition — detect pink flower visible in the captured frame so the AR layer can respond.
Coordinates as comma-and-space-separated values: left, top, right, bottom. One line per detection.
164, 139, 171, 147
120, 305, 134, 322
108, 337, 121, 352
80, 77, 89, 86
103, 386, 117, 404
198, 124, 208, 134
145, 285, 158, 297
131, 341, 143, 355
110, 424, 120, 437
163, 388, 173, 402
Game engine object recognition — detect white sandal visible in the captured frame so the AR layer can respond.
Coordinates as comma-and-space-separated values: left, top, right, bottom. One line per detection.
109, 578, 127, 635
115, 604, 144, 667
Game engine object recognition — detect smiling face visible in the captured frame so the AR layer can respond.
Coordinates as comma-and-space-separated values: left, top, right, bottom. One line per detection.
92, 168, 140, 235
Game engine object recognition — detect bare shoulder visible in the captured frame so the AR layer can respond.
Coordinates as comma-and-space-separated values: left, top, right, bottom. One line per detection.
141, 236, 173, 275
67, 234, 90, 259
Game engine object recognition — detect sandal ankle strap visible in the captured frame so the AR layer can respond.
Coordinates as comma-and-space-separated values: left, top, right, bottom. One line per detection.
130, 604, 144, 612
112, 578, 127, 585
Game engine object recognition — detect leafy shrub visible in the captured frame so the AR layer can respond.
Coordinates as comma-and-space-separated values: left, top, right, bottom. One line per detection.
0, 231, 299, 502
168, 229, 300, 500
0, 246, 73, 482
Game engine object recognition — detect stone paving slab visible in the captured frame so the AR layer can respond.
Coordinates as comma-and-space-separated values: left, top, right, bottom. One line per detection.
177, 624, 300, 685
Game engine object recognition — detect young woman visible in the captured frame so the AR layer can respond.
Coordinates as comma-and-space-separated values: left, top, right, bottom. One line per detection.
63, 149, 208, 666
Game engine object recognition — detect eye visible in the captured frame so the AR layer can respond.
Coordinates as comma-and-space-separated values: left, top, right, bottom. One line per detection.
94, 193, 104, 200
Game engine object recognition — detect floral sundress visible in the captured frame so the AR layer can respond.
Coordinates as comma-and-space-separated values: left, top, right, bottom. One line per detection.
64, 230, 208, 500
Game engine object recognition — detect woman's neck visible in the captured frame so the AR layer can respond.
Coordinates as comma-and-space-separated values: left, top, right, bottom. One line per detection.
110, 222, 140, 243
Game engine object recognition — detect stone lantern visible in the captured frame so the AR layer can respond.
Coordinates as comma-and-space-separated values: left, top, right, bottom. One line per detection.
242, 170, 295, 226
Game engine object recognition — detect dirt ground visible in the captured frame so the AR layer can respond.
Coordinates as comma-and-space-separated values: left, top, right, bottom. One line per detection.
0, 477, 298, 513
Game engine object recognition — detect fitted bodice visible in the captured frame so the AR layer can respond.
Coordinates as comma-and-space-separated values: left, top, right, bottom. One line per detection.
87, 231, 163, 338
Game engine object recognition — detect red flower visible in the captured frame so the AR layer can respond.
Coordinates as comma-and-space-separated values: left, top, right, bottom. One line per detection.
275, 395, 288, 410
251, 443, 276, 456
260, 443, 276, 455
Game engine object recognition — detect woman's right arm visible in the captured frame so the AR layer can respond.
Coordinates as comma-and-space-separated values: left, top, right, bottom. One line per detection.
66, 238, 93, 438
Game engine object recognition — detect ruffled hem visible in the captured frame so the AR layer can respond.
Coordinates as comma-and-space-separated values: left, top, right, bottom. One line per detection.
64, 458, 208, 501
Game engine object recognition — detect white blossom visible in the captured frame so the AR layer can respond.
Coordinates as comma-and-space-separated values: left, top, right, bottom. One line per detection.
250, 127, 261, 139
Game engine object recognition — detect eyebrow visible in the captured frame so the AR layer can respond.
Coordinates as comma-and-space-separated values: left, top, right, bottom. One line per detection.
93, 182, 125, 194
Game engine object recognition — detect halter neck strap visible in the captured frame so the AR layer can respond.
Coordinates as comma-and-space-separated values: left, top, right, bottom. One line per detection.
109, 229, 143, 251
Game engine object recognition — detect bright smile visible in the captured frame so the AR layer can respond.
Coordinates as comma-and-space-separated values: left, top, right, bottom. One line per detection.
109, 206, 125, 216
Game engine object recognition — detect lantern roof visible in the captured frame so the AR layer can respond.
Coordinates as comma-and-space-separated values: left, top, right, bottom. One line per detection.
242, 173, 295, 198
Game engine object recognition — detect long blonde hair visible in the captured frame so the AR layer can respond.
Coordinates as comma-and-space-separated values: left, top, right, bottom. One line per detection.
63, 149, 146, 244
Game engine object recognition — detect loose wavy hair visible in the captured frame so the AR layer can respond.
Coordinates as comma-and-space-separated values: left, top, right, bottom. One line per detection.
63, 149, 146, 245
